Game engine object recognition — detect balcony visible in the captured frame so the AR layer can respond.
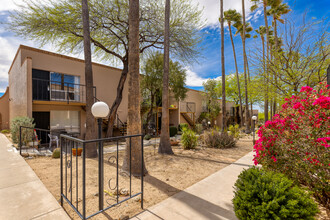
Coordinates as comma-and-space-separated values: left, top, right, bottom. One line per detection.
32, 78, 94, 104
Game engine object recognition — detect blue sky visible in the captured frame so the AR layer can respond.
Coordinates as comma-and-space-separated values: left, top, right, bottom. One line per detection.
0, 0, 329, 96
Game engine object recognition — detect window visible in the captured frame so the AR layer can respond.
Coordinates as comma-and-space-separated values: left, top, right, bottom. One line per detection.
50, 72, 81, 102
50, 111, 80, 133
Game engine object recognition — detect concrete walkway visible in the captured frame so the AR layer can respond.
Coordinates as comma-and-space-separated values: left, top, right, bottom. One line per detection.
0, 133, 70, 220
131, 151, 254, 220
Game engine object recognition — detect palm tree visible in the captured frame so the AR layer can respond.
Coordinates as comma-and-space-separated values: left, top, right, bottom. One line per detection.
251, 0, 271, 122
159, 0, 174, 154
81, 0, 96, 158
267, 0, 290, 116
233, 6, 251, 132
224, 9, 243, 127
122, 0, 147, 175
220, 0, 226, 131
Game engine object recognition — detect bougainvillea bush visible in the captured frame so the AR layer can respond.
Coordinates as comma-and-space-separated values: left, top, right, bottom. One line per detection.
253, 82, 330, 208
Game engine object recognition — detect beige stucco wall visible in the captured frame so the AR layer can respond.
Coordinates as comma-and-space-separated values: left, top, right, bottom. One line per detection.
0, 87, 10, 130
9, 50, 30, 122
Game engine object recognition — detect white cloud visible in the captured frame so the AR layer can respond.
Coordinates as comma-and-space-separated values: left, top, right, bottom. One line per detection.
185, 68, 221, 87
0, 0, 26, 11
192, 0, 256, 27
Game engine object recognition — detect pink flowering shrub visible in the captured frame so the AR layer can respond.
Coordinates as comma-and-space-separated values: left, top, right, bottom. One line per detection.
253, 82, 330, 208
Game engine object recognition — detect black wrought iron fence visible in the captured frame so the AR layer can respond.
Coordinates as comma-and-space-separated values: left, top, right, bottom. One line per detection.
60, 134, 144, 219
19, 126, 52, 155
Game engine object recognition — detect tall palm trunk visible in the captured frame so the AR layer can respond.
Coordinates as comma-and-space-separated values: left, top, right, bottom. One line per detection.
273, 18, 278, 115
261, 35, 266, 120
263, 0, 270, 122
228, 23, 243, 127
82, 0, 96, 158
159, 0, 173, 154
242, 0, 251, 133
220, 0, 226, 131
122, 0, 147, 175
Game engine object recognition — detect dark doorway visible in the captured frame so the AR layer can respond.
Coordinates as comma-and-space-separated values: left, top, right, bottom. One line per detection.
32, 112, 50, 144
32, 69, 50, 101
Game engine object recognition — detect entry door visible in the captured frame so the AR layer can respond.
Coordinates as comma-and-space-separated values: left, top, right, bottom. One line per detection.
32, 112, 50, 144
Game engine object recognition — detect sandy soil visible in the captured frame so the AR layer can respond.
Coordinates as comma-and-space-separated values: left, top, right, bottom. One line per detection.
26, 139, 254, 220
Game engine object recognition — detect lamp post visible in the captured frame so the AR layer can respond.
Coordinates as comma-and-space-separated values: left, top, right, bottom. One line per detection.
91, 101, 109, 211
252, 116, 257, 145
208, 121, 211, 128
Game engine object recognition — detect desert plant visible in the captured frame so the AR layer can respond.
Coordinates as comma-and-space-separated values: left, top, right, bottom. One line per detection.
228, 124, 240, 139
253, 83, 330, 207
1, 129, 10, 134
233, 167, 319, 220
178, 123, 188, 131
10, 117, 35, 144
194, 123, 203, 134
181, 128, 198, 150
201, 129, 237, 149
52, 148, 61, 158
144, 134, 152, 140
169, 126, 178, 137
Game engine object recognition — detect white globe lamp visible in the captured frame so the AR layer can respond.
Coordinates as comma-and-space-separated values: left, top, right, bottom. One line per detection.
92, 101, 109, 118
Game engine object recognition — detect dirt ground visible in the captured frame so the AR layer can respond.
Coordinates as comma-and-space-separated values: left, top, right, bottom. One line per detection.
26, 139, 254, 220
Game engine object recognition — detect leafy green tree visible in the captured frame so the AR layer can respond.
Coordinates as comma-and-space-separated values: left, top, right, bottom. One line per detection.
9, 0, 203, 137
141, 52, 187, 134
202, 79, 221, 126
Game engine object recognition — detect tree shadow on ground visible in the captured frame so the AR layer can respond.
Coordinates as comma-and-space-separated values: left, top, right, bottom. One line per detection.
135, 174, 237, 220
173, 154, 252, 168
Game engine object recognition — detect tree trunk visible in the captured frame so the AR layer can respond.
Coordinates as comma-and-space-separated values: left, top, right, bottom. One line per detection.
220, 0, 226, 132
81, 0, 97, 158
242, 0, 251, 133
273, 18, 278, 115
122, 0, 147, 176
106, 60, 128, 137
261, 35, 266, 122
228, 23, 243, 127
145, 93, 155, 134
159, 0, 173, 154
263, 0, 270, 123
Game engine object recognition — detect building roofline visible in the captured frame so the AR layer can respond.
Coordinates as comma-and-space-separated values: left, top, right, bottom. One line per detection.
0, 87, 9, 100
8, 45, 123, 74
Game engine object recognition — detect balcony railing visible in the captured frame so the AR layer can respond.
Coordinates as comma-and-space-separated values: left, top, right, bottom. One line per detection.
180, 102, 196, 113
32, 78, 95, 104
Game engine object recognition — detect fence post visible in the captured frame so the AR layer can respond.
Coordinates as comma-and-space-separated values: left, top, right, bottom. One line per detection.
98, 119, 104, 211
141, 135, 144, 209
19, 126, 22, 155
82, 142, 86, 219
60, 137, 63, 206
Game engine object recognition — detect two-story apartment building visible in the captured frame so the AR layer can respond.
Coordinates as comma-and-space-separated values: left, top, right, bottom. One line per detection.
0, 45, 257, 137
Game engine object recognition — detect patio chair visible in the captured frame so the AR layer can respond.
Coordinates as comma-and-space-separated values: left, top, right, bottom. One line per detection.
48, 134, 59, 151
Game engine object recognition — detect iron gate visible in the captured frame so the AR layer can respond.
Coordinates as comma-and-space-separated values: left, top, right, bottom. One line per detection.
60, 134, 144, 219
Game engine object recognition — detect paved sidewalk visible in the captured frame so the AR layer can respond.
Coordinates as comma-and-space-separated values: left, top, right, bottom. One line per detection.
0, 133, 70, 220
131, 151, 254, 220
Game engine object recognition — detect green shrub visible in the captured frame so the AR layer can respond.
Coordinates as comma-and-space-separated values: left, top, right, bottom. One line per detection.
144, 134, 152, 140
194, 124, 203, 134
233, 167, 319, 220
178, 123, 188, 131
228, 124, 240, 139
52, 148, 61, 158
201, 129, 237, 149
1, 129, 10, 134
181, 128, 198, 150
10, 117, 35, 144
169, 126, 178, 137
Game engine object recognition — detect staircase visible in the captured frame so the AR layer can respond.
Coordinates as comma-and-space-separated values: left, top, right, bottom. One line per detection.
181, 112, 195, 128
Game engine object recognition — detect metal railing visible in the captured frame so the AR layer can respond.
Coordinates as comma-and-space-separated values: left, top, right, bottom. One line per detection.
32, 78, 96, 104
180, 102, 196, 113
60, 134, 144, 219
19, 126, 51, 155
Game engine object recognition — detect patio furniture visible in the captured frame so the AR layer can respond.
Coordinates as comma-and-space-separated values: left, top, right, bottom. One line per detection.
48, 134, 59, 151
